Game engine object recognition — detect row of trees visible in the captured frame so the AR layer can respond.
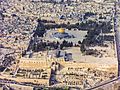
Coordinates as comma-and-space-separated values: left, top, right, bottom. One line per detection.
45, 20, 97, 31
26, 37, 75, 53
32, 40, 74, 52
80, 21, 113, 55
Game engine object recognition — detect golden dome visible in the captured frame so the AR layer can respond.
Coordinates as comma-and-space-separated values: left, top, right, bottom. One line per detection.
58, 28, 65, 33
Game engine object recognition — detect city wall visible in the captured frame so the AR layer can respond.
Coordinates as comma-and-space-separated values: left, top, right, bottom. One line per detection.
19, 57, 117, 73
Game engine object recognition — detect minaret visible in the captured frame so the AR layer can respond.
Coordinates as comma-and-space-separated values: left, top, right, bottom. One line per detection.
114, 2, 120, 76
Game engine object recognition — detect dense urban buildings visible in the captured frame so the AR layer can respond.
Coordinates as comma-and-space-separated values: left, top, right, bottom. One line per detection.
0, 0, 120, 90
